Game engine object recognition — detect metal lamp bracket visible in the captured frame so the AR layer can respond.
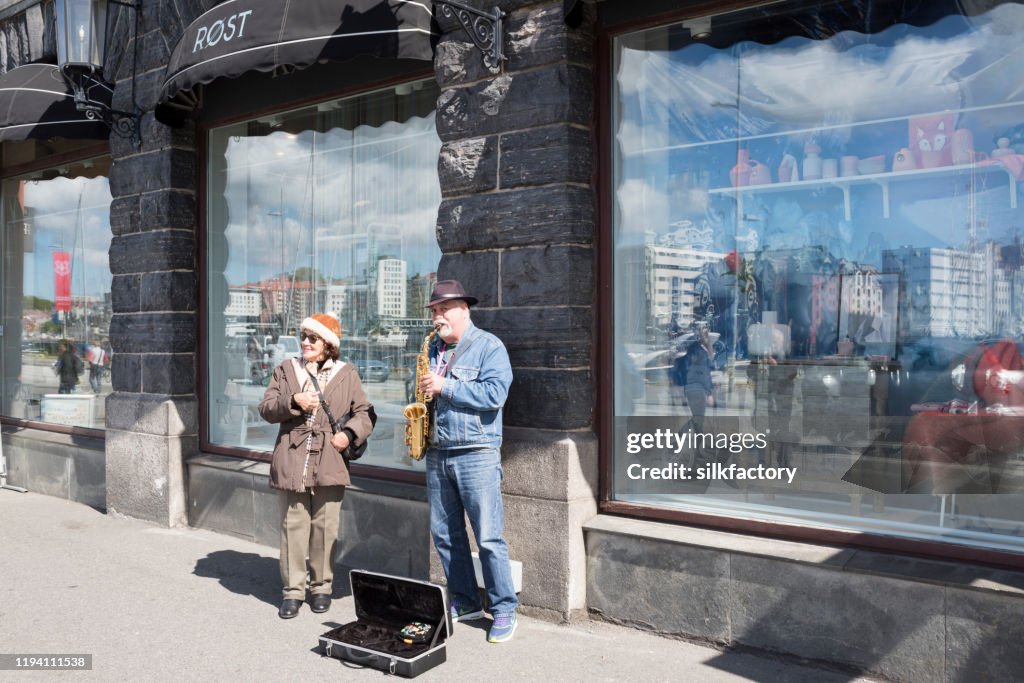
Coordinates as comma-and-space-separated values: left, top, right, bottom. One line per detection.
59, 63, 141, 143
435, 0, 505, 72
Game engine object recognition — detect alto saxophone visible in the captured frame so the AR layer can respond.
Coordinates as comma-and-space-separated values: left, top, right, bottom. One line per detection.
403, 326, 439, 460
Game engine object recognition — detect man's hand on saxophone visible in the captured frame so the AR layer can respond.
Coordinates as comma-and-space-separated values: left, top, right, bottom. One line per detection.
419, 371, 445, 397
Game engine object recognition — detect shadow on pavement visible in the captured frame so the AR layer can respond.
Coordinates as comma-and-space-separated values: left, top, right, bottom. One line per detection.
193, 549, 282, 607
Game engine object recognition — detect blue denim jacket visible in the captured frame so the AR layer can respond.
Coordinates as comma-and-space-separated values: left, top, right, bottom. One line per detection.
429, 322, 512, 451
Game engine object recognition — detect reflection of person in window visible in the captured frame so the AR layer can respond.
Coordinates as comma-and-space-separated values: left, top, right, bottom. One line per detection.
902, 339, 1024, 494
668, 315, 683, 339
85, 342, 106, 393
681, 323, 715, 420
247, 335, 263, 362
55, 341, 83, 394
747, 328, 795, 468
673, 322, 722, 480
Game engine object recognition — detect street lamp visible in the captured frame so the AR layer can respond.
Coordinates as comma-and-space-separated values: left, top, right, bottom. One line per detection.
55, 0, 140, 142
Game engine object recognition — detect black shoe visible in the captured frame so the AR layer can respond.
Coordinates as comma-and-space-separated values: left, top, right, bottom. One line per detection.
310, 594, 331, 613
279, 599, 302, 619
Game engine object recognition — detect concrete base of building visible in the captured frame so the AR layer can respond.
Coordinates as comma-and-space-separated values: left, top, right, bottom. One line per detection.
1, 427, 105, 509
104, 394, 195, 527
585, 515, 1024, 682
186, 455, 432, 579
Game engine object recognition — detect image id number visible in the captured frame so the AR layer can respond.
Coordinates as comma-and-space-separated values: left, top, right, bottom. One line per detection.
0, 654, 92, 670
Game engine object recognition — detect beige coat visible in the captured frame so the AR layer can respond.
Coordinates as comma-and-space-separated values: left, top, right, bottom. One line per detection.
258, 359, 373, 491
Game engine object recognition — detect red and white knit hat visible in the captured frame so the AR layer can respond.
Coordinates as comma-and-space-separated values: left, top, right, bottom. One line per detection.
300, 313, 341, 349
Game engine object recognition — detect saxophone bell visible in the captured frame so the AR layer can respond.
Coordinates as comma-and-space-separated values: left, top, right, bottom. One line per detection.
403, 403, 427, 421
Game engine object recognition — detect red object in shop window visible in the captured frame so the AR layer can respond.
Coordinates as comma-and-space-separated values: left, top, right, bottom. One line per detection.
724, 250, 741, 273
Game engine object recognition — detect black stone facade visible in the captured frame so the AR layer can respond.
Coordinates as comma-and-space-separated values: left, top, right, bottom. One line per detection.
432, 3, 596, 433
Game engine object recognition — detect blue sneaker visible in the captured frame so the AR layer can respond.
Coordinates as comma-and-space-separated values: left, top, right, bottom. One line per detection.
450, 600, 484, 622
487, 612, 517, 643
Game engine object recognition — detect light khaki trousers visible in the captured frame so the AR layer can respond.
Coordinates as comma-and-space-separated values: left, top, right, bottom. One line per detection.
279, 486, 345, 599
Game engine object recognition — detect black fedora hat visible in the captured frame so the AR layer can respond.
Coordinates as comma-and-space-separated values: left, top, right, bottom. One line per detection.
425, 279, 478, 307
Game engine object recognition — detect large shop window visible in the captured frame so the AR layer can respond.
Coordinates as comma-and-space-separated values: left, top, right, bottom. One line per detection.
611, 1, 1024, 553
207, 79, 441, 471
1, 157, 113, 430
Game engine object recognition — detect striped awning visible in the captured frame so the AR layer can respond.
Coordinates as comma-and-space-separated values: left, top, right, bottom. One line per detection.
0, 64, 111, 142
156, 0, 438, 126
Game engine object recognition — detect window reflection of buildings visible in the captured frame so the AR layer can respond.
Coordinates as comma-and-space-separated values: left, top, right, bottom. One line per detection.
227, 267, 433, 339
225, 288, 261, 319
843, 270, 884, 316
645, 222, 723, 330
885, 242, 1018, 338
377, 258, 406, 319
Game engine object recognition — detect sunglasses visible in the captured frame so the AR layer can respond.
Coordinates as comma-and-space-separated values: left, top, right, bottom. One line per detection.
300, 332, 322, 344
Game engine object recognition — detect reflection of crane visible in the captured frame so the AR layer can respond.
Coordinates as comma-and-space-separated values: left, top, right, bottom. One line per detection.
72, 189, 90, 344
267, 186, 286, 330
950, 160, 988, 337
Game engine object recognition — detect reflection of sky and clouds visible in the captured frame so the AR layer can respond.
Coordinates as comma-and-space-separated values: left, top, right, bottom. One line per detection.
215, 112, 442, 288
616, 4, 1024, 260
14, 175, 112, 302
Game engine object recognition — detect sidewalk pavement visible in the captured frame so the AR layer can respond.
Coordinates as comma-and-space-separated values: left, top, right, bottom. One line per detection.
0, 491, 874, 682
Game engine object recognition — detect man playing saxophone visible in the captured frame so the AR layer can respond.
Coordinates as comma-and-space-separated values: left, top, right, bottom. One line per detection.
418, 279, 518, 643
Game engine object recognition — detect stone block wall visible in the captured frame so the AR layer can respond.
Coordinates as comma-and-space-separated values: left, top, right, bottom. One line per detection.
432, 1, 599, 619
102, 1, 216, 524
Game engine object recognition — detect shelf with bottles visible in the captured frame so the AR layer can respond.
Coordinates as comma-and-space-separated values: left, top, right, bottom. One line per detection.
634, 100, 1024, 223
709, 160, 1021, 221
628, 99, 1024, 158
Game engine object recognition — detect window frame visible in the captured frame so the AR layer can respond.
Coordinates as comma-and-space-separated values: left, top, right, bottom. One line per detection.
197, 68, 435, 486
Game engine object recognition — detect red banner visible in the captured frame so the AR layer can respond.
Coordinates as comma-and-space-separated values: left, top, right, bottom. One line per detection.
53, 251, 71, 312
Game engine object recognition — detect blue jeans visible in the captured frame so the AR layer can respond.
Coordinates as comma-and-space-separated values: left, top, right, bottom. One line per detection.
426, 447, 518, 615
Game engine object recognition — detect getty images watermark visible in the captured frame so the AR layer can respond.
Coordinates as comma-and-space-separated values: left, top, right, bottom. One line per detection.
624, 426, 796, 485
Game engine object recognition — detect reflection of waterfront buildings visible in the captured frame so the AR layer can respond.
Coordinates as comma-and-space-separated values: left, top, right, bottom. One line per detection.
328, 227, 404, 285
257, 277, 314, 331
21, 309, 52, 336
884, 243, 1014, 337
406, 273, 435, 317
230, 269, 435, 337
20, 298, 112, 343
645, 223, 725, 331
840, 268, 884, 316
377, 258, 406, 318
324, 286, 348, 319
225, 288, 261, 318
1002, 240, 1024, 335
69, 296, 112, 341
